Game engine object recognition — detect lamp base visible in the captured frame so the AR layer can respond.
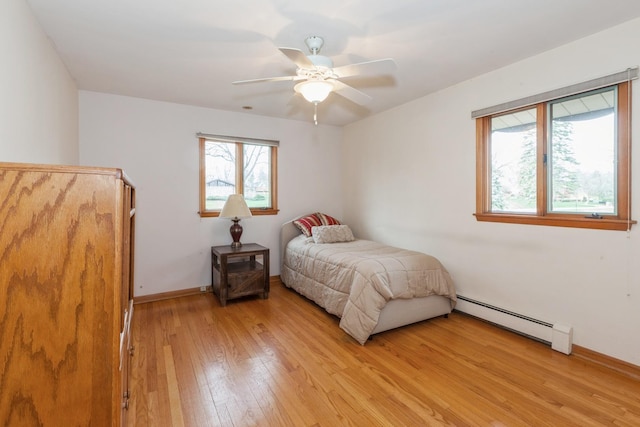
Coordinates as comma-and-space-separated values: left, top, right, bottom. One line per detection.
229, 218, 243, 249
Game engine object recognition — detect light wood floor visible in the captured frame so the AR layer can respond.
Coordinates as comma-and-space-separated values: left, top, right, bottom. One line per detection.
127, 280, 640, 426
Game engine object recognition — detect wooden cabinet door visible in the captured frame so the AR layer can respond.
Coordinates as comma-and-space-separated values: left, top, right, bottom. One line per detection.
0, 166, 123, 426
119, 183, 136, 425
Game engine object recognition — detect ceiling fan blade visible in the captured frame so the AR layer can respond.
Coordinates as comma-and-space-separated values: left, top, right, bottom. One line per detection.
332, 80, 372, 106
279, 47, 315, 69
232, 75, 304, 85
332, 58, 396, 79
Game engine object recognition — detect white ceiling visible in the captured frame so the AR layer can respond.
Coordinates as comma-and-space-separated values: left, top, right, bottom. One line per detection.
26, 0, 640, 127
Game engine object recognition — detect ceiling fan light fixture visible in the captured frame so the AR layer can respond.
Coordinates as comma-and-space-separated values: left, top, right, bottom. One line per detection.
295, 80, 334, 103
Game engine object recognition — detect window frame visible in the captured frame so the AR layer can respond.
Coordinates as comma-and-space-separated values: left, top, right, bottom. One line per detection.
199, 136, 279, 218
475, 81, 634, 231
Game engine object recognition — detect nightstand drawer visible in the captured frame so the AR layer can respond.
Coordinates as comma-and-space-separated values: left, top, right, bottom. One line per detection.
228, 263, 264, 297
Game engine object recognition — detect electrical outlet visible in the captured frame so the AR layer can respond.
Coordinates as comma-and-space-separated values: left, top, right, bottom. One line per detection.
200, 286, 207, 292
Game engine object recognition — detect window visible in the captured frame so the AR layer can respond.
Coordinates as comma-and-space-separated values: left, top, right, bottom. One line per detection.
475, 79, 634, 231
199, 134, 278, 217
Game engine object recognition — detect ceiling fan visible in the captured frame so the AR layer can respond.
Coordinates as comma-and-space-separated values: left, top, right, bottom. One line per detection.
232, 36, 396, 124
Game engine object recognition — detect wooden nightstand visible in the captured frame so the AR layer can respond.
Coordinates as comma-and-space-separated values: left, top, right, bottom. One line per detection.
211, 243, 270, 306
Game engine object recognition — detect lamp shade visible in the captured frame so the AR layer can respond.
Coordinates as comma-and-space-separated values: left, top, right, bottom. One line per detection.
295, 80, 333, 103
219, 194, 252, 219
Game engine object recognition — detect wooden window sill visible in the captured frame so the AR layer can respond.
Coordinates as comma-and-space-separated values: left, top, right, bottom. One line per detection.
200, 208, 279, 218
474, 213, 635, 231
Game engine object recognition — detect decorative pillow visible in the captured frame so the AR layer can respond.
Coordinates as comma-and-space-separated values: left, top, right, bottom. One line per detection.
293, 214, 323, 237
311, 225, 355, 244
317, 212, 341, 226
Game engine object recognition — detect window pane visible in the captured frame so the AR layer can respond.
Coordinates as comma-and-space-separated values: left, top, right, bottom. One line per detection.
204, 141, 236, 211
490, 108, 537, 213
548, 88, 616, 214
243, 144, 271, 209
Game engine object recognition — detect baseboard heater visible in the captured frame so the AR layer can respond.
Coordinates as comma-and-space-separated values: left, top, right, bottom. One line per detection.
455, 295, 573, 355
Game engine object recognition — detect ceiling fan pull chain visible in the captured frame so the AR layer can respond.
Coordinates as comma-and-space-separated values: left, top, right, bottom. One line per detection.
313, 102, 319, 126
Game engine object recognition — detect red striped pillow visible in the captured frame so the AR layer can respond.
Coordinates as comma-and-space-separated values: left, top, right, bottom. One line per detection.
293, 214, 323, 237
317, 212, 341, 226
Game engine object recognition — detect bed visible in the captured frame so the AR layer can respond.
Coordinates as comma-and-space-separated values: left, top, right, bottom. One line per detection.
280, 213, 457, 344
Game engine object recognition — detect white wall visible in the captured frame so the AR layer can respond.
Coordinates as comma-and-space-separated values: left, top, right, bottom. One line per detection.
0, 0, 78, 164
79, 91, 343, 297
343, 18, 640, 366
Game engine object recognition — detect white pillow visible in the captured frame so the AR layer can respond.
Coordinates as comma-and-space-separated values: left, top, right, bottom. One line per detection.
311, 225, 355, 244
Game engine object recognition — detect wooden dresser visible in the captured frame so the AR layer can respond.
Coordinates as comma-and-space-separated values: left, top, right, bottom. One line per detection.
0, 162, 136, 426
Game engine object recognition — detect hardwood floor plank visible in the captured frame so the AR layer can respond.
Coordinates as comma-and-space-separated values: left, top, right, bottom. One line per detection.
127, 281, 640, 426
163, 345, 186, 427
408, 321, 596, 426
169, 331, 219, 427
257, 361, 319, 426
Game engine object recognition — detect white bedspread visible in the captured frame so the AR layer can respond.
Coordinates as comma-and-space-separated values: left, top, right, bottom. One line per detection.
281, 235, 456, 344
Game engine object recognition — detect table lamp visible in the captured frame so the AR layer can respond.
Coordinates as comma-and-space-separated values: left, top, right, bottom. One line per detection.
219, 194, 252, 249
